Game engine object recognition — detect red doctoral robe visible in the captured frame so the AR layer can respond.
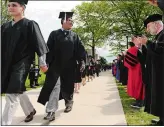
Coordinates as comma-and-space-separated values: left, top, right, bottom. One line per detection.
124, 46, 145, 100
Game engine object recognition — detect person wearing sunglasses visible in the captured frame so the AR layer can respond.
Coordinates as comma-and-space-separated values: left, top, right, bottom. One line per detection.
1, 0, 49, 125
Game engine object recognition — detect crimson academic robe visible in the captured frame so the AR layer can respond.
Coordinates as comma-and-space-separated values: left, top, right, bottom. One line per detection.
124, 46, 145, 100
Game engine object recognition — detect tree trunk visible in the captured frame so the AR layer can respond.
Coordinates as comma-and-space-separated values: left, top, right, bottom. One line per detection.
92, 46, 95, 59
92, 38, 95, 59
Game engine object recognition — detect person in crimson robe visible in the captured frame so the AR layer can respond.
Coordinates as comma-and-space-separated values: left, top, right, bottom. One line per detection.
124, 38, 146, 109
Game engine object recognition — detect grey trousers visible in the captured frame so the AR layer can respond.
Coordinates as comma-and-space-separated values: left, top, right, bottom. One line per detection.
2, 93, 34, 125
46, 77, 61, 113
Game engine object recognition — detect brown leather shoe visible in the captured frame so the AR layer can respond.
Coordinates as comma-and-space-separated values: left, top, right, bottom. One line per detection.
24, 109, 36, 122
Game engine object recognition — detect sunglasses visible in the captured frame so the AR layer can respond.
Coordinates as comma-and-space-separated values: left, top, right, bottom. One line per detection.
8, 3, 19, 8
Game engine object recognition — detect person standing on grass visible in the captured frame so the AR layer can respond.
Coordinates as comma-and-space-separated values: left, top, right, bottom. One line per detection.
116, 54, 121, 82
124, 36, 146, 109
143, 14, 164, 125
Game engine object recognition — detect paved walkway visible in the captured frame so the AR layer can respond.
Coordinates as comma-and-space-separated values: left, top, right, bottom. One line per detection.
1, 71, 127, 125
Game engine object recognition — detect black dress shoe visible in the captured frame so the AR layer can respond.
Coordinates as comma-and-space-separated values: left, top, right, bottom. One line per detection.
44, 112, 55, 121
24, 109, 36, 122
64, 106, 72, 113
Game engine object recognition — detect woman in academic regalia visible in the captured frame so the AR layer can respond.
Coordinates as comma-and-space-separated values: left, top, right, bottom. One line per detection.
81, 51, 89, 85
119, 52, 128, 85
124, 38, 145, 109
116, 54, 121, 82
74, 61, 82, 93
1, 0, 49, 125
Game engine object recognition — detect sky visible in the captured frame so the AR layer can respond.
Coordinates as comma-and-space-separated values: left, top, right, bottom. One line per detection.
25, 1, 116, 62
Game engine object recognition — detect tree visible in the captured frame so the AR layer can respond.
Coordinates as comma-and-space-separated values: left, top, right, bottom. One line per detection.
99, 56, 108, 65
104, 0, 162, 56
1, 0, 12, 25
110, 0, 162, 38
72, 1, 115, 58
108, 41, 126, 56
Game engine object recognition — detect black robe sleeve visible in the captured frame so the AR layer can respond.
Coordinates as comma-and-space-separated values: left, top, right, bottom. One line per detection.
75, 35, 86, 71
29, 21, 49, 57
76, 35, 86, 61
46, 31, 56, 65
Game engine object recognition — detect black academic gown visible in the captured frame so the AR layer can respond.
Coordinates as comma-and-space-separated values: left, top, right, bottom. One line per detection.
74, 61, 82, 83
37, 29, 86, 105
1, 18, 49, 94
120, 55, 128, 85
144, 30, 164, 118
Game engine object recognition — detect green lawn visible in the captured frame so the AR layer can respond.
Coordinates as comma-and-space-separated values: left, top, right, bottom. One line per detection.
117, 83, 158, 125
25, 72, 46, 91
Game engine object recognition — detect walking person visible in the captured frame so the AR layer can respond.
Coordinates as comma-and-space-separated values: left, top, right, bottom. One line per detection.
74, 61, 82, 93
1, 0, 49, 125
37, 12, 86, 121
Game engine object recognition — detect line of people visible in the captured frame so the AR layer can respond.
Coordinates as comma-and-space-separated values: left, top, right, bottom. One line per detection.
1, 0, 108, 125
74, 55, 102, 93
1, 0, 86, 125
112, 13, 164, 125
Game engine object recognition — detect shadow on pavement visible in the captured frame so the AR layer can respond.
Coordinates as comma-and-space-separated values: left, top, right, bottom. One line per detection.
14, 109, 64, 126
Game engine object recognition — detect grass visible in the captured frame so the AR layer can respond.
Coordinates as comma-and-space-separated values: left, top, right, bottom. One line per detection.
117, 82, 158, 126
25, 72, 46, 91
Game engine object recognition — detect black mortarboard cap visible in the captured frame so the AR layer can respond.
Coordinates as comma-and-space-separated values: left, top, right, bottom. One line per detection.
59, 12, 74, 23
9, 0, 28, 5
144, 14, 162, 27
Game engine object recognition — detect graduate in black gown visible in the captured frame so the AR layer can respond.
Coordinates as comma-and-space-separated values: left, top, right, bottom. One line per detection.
37, 12, 86, 121
143, 14, 164, 125
1, 0, 49, 125
120, 52, 128, 85
95, 60, 101, 77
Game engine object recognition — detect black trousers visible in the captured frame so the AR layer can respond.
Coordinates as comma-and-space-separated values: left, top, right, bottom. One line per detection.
96, 71, 99, 77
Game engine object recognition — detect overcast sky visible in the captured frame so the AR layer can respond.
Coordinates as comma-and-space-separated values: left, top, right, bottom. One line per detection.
25, 1, 116, 62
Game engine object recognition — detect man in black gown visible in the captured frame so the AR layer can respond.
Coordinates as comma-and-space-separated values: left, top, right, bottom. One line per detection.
1, 0, 49, 125
143, 14, 164, 125
37, 12, 86, 121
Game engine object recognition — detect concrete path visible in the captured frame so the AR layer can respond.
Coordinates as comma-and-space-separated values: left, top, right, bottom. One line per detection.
1, 71, 127, 125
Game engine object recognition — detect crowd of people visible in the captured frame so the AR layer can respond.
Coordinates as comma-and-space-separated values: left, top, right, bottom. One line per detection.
1, 0, 163, 126
1, 0, 110, 125
111, 0, 164, 124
